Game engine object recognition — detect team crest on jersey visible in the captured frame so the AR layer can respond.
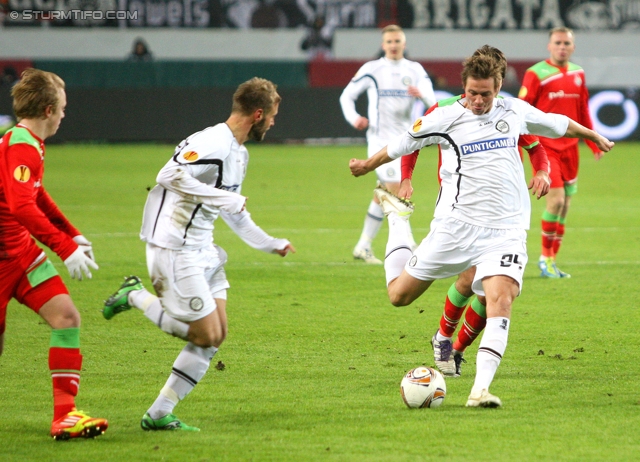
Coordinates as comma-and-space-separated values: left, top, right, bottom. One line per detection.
13, 165, 30, 182
189, 297, 204, 311
574, 75, 582, 86
495, 120, 509, 133
182, 151, 199, 162
386, 167, 396, 178
412, 119, 422, 132
402, 76, 412, 86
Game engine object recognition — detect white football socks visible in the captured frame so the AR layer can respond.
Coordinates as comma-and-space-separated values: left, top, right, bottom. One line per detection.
471, 317, 510, 395
147, 342, 218, 419
384, 213, 414, 285
356, 200, 384, 250
129, 289, 189, 340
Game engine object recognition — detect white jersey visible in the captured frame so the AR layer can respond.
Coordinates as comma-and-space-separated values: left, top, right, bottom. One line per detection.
340, 57, 436, 152
140, 123, 289, 252
388, 97, 568, 229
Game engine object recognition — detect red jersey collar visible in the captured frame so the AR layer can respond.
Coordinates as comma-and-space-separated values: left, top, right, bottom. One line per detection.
545, 59, 569, 73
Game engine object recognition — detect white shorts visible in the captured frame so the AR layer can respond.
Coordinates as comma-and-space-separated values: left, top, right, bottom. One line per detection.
146, 243, 230, 323
367, 137, 401, 184
406, 217, 528, 296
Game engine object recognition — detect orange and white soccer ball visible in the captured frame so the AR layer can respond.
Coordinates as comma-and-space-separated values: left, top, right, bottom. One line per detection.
400, 366, 446, 409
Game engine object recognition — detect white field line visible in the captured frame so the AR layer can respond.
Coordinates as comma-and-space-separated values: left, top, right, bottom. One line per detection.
88, 226, 640, 238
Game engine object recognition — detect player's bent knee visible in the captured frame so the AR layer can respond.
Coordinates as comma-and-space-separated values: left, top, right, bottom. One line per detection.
190, 333, 224, 349
388, 275, 430, 307
38, 295, 81, 329
189, 328, 226, 348
388, 290, 414, 307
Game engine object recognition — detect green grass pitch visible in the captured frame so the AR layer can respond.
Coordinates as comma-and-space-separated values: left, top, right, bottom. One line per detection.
1, 141, 639, 461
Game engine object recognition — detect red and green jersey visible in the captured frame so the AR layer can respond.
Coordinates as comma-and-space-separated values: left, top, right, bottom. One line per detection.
0, 125, 79, 261
519, 59, 598, 153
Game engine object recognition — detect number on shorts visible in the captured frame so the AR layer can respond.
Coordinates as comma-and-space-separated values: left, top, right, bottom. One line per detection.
500, 254, 521, 267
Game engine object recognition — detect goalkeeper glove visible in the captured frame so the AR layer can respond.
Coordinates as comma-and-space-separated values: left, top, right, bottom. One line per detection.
73, 235, 95, 261
64, 247, 99, 280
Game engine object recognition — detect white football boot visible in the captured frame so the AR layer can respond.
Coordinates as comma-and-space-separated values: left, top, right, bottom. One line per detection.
373, 186, 414, 219
431, 332, 457, 377
465, 389, 502, 408
353, 247, 383, 265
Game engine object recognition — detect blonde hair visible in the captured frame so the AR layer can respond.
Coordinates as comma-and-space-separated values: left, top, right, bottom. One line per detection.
549, 26, 574, 38
381, 24, 403, 35
231, 77, 281, 116
12, 68, 65, 120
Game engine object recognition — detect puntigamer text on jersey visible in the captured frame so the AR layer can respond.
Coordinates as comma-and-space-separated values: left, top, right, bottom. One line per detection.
460, 137, 517, 155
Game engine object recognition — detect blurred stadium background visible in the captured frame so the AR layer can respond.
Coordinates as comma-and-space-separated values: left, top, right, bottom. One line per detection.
0, 0, 639, 143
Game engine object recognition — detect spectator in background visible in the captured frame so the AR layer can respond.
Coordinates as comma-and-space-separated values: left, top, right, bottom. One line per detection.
503, 65, 519, 88
128, 38, 153, 62
251, 0, 288, 28
0, 67, 18, 136
0, 66, 19, 88
300, 16, 334, 60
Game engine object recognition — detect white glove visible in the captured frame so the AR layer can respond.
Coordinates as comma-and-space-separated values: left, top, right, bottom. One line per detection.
64, 247, 99, 280
73, 235, 95, 262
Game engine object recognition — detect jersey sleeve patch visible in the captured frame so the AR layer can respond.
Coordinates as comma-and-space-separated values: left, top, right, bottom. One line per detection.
412, 119, 422, 132
13, 165, 31, 182
182, 151, 199, 162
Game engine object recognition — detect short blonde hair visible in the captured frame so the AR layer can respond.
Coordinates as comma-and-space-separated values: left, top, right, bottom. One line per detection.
549, 26, 574, 38
231, 77, 281, 116
11, 68, 65, 120
382, 24, 403, 35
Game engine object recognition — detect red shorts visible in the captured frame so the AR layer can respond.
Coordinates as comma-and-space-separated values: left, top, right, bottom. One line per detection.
0, 242, 69, 335
546, 144, 579, 189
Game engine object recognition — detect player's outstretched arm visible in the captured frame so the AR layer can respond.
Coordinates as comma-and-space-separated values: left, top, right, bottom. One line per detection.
349, 146, 392, 177
564, 120, 614, 153
220, 210, 294, 256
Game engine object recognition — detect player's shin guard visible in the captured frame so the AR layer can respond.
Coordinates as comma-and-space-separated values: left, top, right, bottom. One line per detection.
470, 317, 509, 395
439, 284, 471, 337
453, 298, 487, 352
553, 220, 566, 256
49, 328, 82, 421
147, 342, 218, 419
357, 201, 384, 248
541, 210, 559, 258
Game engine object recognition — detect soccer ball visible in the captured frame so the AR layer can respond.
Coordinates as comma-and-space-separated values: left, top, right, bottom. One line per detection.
400, 366, 446, 409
